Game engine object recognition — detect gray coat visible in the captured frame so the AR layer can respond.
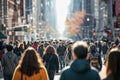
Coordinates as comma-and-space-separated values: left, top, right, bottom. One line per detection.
1, 51, 18, 76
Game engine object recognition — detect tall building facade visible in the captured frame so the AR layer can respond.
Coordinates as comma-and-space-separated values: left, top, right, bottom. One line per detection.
0, 0, 8, 26
0, 0, 26, 41
66, 0, 109, 40
111, 0, 120, 38
32, 0, 57, 40
25, 0, 32, 24
0, 0, 25, 28
83, 0, 94, 38
8, 0, 18, 27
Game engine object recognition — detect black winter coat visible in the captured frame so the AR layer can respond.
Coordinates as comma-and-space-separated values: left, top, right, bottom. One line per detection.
43, 53, 59, 72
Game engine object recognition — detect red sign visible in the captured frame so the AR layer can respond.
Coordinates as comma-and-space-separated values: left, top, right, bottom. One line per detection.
115, 0, 120, 16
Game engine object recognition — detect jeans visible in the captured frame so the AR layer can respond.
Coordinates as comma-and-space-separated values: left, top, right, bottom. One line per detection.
48, 70, 55, 80
4, 75, 12, 80
59, 56, 65, 69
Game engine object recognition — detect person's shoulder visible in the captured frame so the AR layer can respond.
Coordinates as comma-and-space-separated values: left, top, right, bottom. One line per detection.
53, 53, 58, 57
12, 52, 17, 57
39, 65, 47, 73
2, 53, 6, 56
61, 66, 71, 74
89, 69, 99, 74
2, 52, 7, 58
14, 65, 21, 73
40, 65, 47, 70
87, 69, 100, 78
43, 54, 48, 58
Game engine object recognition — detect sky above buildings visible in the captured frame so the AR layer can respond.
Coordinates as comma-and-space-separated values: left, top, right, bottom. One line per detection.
56, 0, 71, 36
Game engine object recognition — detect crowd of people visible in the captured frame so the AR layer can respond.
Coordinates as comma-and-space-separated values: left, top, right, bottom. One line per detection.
0, 37, 119, 80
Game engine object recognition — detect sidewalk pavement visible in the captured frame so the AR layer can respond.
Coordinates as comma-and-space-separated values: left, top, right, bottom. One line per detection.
54, 74, 60, 80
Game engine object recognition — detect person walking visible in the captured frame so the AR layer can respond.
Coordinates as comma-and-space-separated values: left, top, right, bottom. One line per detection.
1, 45, 18, 80
64, 45, 72, 66
60, 41, 100, 80
101, 42, 108, 60
103, 48, 120, 80
32, 41, 38, 50
12, 47, 49, 80
57, 42, 66, 69
43, 45, 59, 80
13, 44, 21, 59
37, 44, 44, 57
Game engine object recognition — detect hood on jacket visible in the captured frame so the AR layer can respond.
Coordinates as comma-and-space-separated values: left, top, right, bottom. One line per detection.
70, 59, 90, 73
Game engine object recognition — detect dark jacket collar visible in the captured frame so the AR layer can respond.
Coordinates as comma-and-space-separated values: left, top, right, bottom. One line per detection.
70, 59, 90, 73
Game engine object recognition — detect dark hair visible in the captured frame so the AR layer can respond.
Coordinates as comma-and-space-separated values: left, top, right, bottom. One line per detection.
19, 47, 42, 76
72, 41, 88, 59
66, 45, 72, 54
106, 48, 120, 80
6, 45, 13, 51
44, 45, 57, 54
19, 43, 24, 48
39, 44, 44, 48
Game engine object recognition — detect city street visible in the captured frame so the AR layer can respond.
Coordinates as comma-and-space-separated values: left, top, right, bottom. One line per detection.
0, 0, 120, 80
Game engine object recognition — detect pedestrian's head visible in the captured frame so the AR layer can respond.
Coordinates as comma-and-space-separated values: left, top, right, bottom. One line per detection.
6, 45, 13, 52
44, 45, 57, 55
106, 48, 120, 77
19, 43, 24, 48
59, 42, 63, 46
72, 41, 88, 60
19, 47, 42, 76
